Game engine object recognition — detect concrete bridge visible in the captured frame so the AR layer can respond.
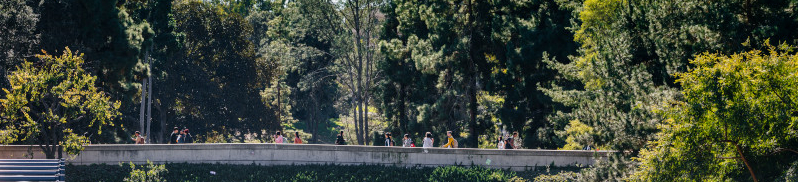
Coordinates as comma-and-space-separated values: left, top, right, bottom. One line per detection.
0, 144, 610, 171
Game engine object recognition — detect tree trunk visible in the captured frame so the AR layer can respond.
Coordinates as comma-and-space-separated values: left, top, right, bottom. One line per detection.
398, 83, 406, 133
364, 90, 370, 145
354, 102, 363, 145
156, 100, 167, 144
146, 73, 153, 143
139, 77, 147, 138
466, 0, 479, 148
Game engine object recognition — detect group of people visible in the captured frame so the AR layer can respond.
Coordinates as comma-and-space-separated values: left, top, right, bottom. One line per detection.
169, 127, 193, 144
273, 131, 304, 144
135, 128, 521, 149
381, 131, 522, 149
496, 132, 521, 149
381, 131, 460, 148
131, 127, 194, 144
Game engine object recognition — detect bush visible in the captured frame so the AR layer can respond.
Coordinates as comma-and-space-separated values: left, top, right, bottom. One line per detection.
67, 163, 574, 181
124, 161, 167, 182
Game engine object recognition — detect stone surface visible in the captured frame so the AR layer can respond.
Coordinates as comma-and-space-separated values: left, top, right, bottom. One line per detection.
0, 144, 610, 171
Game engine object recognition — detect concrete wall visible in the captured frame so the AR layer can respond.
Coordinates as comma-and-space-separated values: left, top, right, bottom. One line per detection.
0, 144, 610, 171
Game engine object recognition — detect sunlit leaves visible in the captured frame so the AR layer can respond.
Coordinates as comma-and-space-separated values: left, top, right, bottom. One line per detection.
0, 47, 120, 157
636, 42, 798, 181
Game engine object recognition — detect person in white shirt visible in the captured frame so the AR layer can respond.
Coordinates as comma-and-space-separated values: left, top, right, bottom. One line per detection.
497, 136, 505, 149
423, 132, 434, 148
512, 132, 521, 149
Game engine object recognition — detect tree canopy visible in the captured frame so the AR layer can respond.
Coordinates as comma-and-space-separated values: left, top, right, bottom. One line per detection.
0, 48, 120, 158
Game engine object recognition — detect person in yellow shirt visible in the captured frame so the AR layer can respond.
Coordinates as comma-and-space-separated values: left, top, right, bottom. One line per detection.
441, 131, 455, 148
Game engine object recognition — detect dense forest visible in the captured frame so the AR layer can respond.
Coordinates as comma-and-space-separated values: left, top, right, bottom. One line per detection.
2, 0, 798, 180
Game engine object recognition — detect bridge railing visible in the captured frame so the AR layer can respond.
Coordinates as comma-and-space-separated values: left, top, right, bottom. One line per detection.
0, 158, 65, 182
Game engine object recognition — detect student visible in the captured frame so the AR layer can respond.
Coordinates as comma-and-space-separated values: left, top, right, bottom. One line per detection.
384, 133, 394, 146
423, 132, 434, 148
505, 133, 515, 149
402, 134, 412, 147
441, 131, 457, 148
497, 136, 505, 149
335, 131, 346, 145
512, 132, 521, 149
182, 129, 193, 143
132, 131, 145, 144
293, 132, 303, 144
177, 129, 186, 143
275, 131, 284, 143
169, 127, 179, 144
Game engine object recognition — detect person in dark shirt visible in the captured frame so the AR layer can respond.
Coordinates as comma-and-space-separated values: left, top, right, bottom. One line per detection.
177, 129, 186, 143
335, 131, 345, 145
169, 127, 179, 144
183, 128, 193, 143
384, 132, 394, 146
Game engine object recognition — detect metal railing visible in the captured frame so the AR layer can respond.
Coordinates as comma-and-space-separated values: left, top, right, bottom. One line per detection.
0, 159, 65, 182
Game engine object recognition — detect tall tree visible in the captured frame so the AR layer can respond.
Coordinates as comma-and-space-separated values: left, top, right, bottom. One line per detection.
0, 48, 120, 159
155, 1, 279, 142
0, 0, 39, 90
540, 0, 798, 180
377, 0, 578, 148
252, 0, 339, 143
636, 42, 798, 182
335, 0, 383, 145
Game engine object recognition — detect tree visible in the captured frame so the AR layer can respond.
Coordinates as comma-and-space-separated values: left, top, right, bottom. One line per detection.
539, 0, 798, 180
0, 0, 39, 90
0, 48, 121, 159
250, 0, 339, 143
156, 1, 279, 142
376, 0, 578, 148
635, 42, 798, 181
335, 0, 383, 145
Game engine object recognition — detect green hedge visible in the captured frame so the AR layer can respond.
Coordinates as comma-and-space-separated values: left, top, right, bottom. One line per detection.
67, 163, 578, 181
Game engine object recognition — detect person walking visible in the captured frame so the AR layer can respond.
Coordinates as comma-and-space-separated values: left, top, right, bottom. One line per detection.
182, 129, 193, 143
335, 131, 346, 145
423, 132, 434, 148
177, 129, 186, 144
132, 131, 145, 144
441, 131, 457, 148
169, 127, 179, 144
505, 133, 515, 149
293, 132, 303, 144
384, 132, 394, 146
402, 134, 412, 147
497, 136, 505, 149
275, 131, 284, 143
511, 132, 521, 149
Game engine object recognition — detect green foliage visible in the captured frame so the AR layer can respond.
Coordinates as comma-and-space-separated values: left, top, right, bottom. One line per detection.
67, 163, 536, 182
378, 0, 578, 148
557, 120, 597, 150
533, 171, 579, 182
0, 48, 121, 158
635, 42, 798, 181
428, 166, 523, 182
124, 161, 168, 182
156, 1, 279, 143
541, 0, 798, 180
249, 0, 339, 143
35, 0, 154, 98
0, 0, 39, 89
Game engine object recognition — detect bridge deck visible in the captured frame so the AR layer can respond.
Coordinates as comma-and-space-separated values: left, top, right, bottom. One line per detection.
0, 144, 611, 171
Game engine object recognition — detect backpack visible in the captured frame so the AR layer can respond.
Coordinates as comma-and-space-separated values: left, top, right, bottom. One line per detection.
452, 138, 458, 148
